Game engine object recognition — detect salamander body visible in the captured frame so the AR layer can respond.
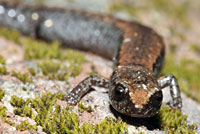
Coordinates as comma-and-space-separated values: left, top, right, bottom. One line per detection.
0, 1, 182, 117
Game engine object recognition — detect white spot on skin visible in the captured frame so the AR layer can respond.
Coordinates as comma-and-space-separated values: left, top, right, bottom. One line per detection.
44, 19, 53, 27
136, 47, 139, 51
123, 38, 131, 43
142, 84, 147, 90
135, 105, 139, 108
94, 30, 100, 36
154, 87, 159, 91
118, 66, 122, 69
8, 9, 16, 18
17, 14, 25, 22
32, 12, 39, 20
148, 92, 153, 97
125, 88, 128, 92
0, 5, 5, 14
129, 92, 133, 96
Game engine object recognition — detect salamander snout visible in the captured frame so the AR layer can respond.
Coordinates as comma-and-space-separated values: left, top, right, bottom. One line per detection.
109, 66, 163, 117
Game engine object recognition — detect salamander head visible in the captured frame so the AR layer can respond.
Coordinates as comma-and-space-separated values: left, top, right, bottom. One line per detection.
109, 66, 163, 117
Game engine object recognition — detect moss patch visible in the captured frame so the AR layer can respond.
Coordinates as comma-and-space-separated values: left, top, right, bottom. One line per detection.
161, 56, 200, 103
0, 55, 6, 65
191, 43, 200, 55
16, 120, 37, 131
0, 27, 86, 82
109, 3, 141, 16
78, 103, 93, 113
11, 71, 32, 83
0, 27, 20, 43
0, 92, 197, 133
109, 0, 190, 28
5, 92, 128, 133
0, 66, 7, 75
0, 89, 5, 101
158, 105, 197, 133
0, 105, 15, 127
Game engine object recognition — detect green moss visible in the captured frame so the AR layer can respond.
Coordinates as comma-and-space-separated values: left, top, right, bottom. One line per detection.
2, 92, 199, 133
23, 39, 62, 60
16, 120, 37, 131
21, 37, 86, 63
78, 103, 93, 113
109, 3, 140, 16
0, 89, 5, 101
14, 106, 34, 118
87, 65, 98, 76
161, 56, 200, 102
0, 55, 6, 65
38, 60, 61, 75
28, 67, 37, 76
109, 0, 190, 29
76, 117, 128, 134
0, 105, 15, 126
11, 71, 32, 83
37, 59, 83, 82
159, 105, 197, 133
0, 66, 7, 75
0, 27, 86, 81
0, 27, 20, 43
10, 95, 26, 107
54, 92, 66, 101
150, 0, 190, 27
191, 43, 200, 55
5, 92, 128, 133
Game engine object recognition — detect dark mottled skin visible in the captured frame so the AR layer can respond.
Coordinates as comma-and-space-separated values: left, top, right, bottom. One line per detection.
0, 1, 182, 118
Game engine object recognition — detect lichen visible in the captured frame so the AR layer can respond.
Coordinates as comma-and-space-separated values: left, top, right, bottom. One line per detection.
158, 105, 197, 133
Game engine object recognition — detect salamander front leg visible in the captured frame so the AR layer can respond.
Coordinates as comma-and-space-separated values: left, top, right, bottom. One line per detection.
158, 74, 182, 109
66, 75, 110, 105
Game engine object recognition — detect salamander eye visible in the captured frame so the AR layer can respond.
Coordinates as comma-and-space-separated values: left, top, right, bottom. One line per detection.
114, 84, 127, 101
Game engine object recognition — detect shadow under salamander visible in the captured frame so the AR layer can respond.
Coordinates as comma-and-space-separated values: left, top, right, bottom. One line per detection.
110, 105, 162, 130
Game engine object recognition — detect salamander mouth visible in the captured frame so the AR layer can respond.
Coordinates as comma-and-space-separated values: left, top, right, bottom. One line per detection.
126, 104, 161, 118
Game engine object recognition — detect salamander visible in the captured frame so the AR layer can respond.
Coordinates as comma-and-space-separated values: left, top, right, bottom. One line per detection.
0, 1, 182, 118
